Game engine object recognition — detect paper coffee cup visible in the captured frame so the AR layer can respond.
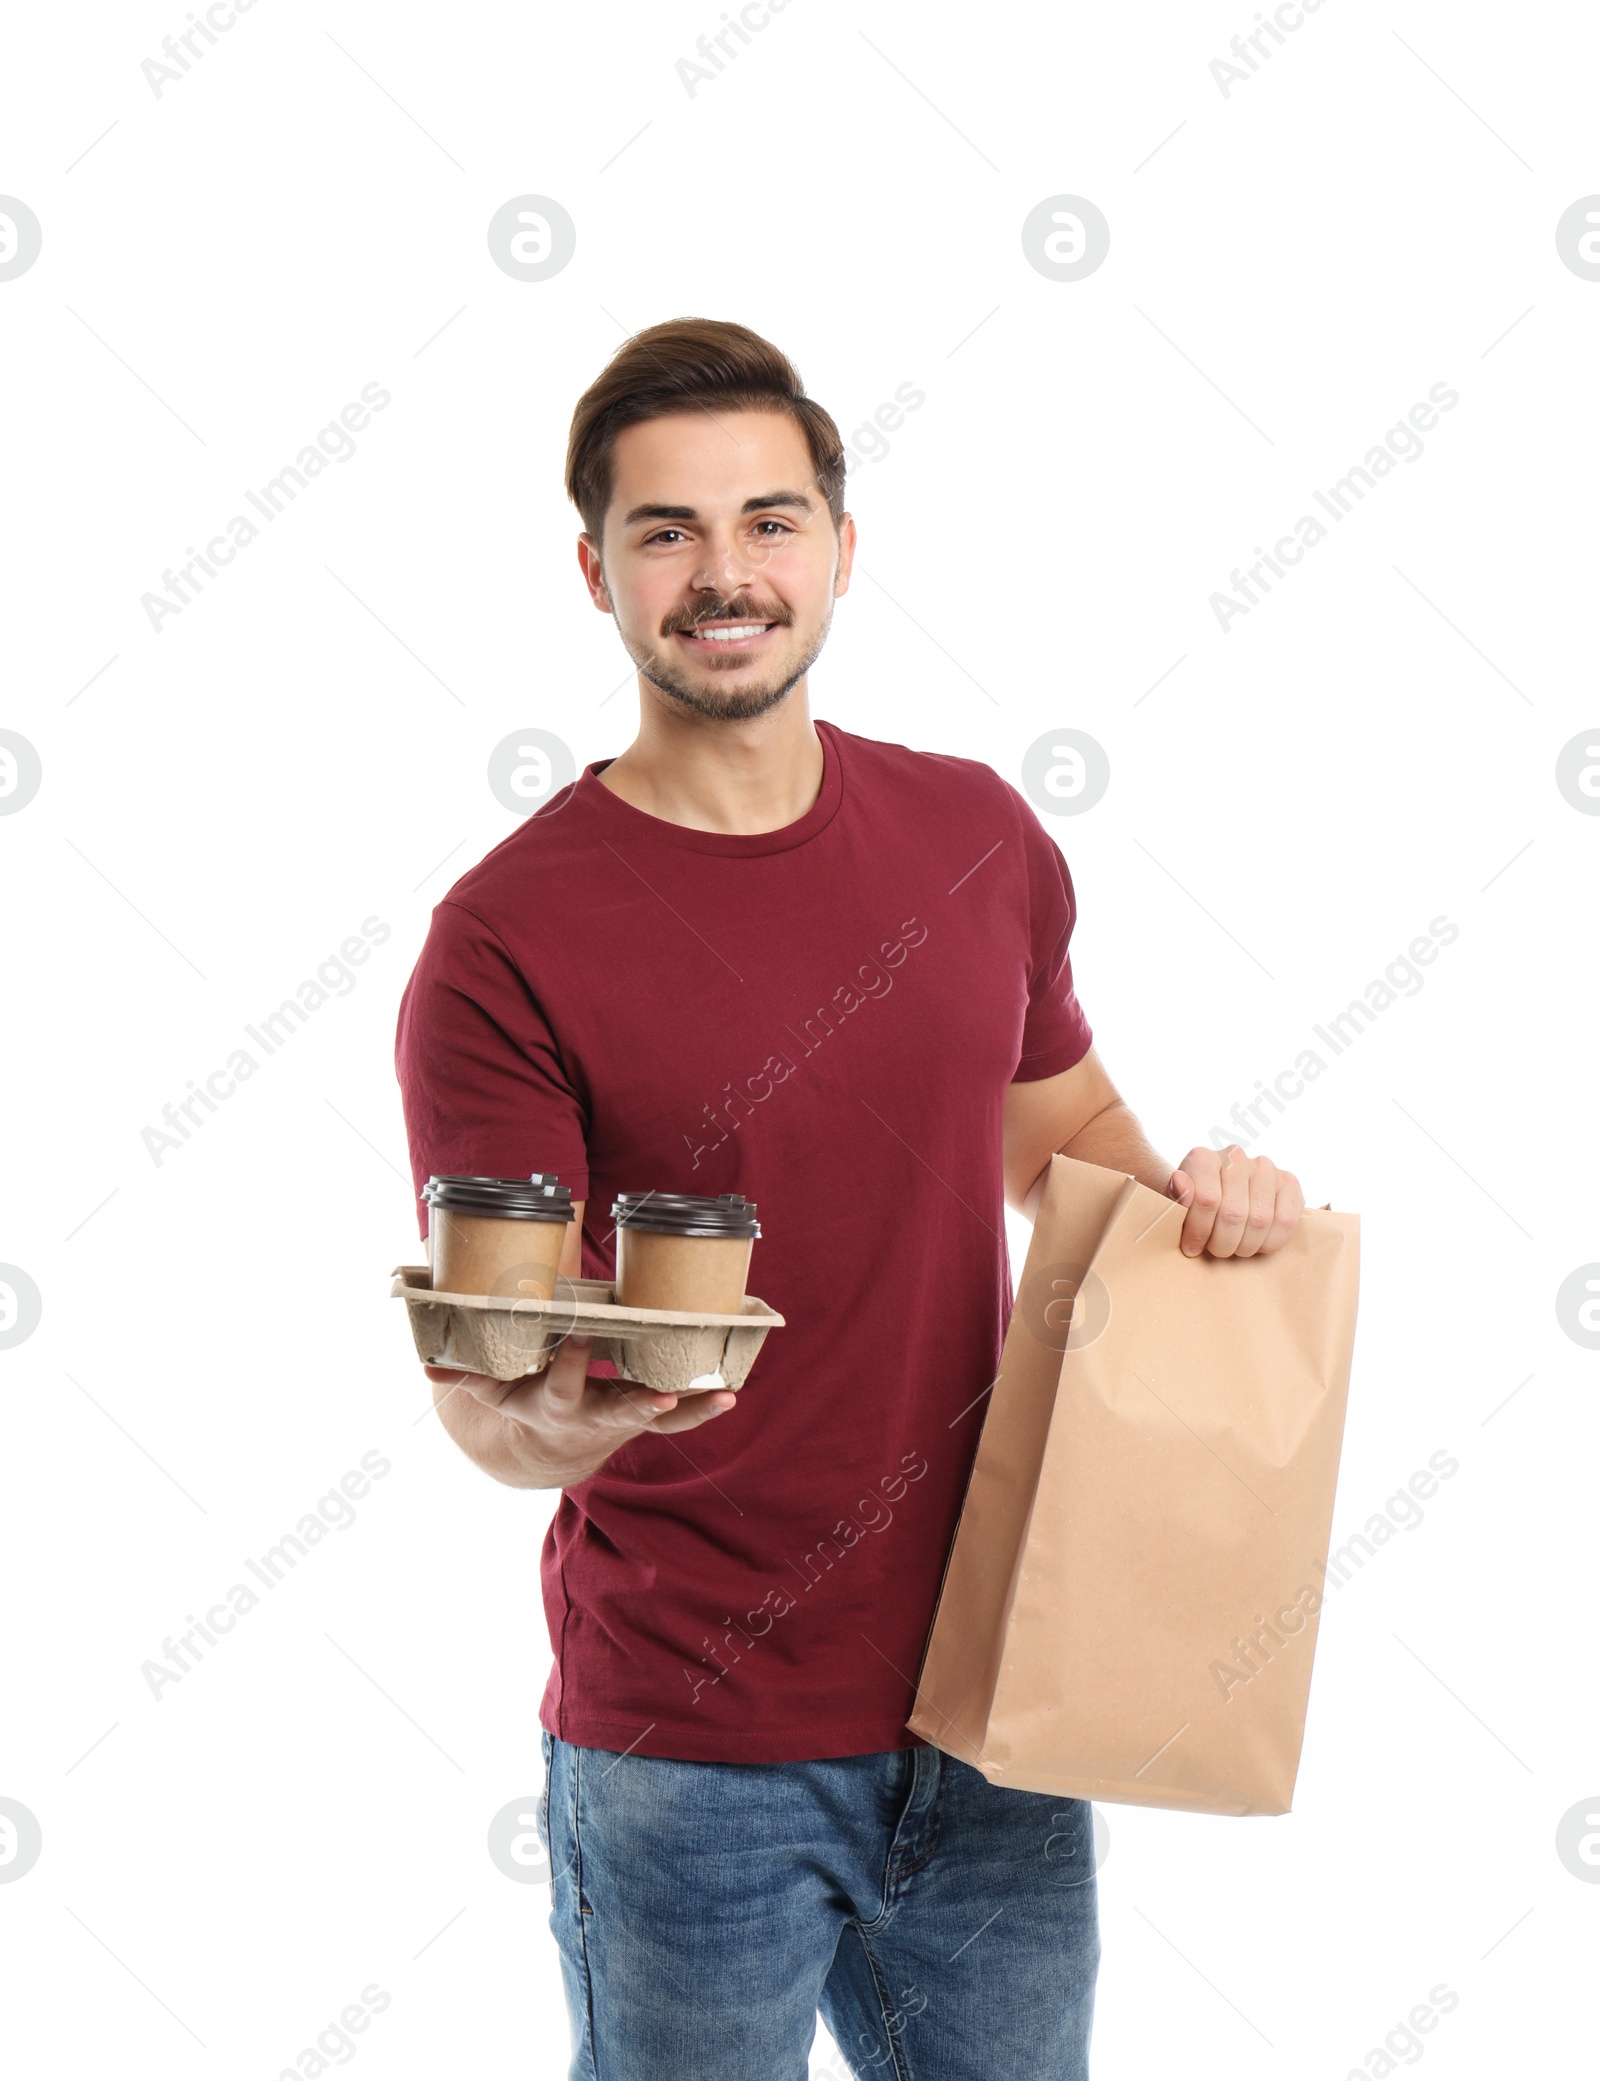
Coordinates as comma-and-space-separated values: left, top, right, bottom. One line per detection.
424, 1173, 574, 1299
611, 1192, 760, 1313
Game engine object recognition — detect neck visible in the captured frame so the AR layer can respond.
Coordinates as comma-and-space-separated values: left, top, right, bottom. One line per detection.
597, 686, 825, 835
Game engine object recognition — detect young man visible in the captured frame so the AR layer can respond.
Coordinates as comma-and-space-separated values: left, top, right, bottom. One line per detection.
394, 318, 1304, 2081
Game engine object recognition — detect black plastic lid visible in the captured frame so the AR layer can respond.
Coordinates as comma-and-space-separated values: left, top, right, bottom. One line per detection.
423, 1172, 574, 1223
610, 1190, 760, 1240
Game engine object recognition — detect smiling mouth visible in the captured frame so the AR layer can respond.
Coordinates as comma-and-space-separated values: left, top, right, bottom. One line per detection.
674, 620, 777, 650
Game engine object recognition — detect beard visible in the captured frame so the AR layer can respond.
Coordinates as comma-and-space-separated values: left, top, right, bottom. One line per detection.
623, 604, 834, 723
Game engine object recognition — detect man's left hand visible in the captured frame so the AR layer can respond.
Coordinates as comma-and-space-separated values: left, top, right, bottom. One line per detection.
1166, 1144, 1304, 1258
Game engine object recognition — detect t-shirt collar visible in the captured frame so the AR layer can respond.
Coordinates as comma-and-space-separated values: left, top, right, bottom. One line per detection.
575, 717, 845, 859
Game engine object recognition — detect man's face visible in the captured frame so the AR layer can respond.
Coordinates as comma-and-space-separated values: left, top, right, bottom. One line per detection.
580, 408, 854, 723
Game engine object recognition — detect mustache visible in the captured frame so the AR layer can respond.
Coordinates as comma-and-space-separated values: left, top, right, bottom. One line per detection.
662, 598, 793, 635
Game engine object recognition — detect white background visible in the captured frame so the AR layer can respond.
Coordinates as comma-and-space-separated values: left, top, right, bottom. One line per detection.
3, 0, 1597, 2074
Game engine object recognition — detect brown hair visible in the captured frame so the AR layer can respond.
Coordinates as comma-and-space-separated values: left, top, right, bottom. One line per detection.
564, 317, 846, 545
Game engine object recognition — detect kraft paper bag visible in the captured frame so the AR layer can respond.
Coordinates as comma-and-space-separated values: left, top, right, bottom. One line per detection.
907, 1153, 1360, 1816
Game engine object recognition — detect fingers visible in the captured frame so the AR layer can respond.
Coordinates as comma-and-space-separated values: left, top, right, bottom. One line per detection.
425, 1339, 601, 1429
602, 1377, 739, 1436
579, 1361, 698, 1442
648, 1388, 740, 1433
1229, 1155, 1282, 1258
602, 1375, 679, 1429
1173, 1145, 1304, 1258
423, 1344, 741, 1468
538, 1333, 599, 1412
1259, 1172, 1305, 1255
1201, 1146, 1252, 1257
423, 1362, 512, 1412
1177, 1147, 1225, 1256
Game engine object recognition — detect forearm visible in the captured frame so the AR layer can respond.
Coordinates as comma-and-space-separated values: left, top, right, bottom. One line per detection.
1061, 1099, 1174, 1193
1020, 1100, 1174, 1221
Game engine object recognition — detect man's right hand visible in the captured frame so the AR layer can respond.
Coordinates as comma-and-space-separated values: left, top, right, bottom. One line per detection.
423, 1333, 739, 1489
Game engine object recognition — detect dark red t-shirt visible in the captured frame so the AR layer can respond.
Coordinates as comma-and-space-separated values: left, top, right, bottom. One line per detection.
393, 718, 1092, 1763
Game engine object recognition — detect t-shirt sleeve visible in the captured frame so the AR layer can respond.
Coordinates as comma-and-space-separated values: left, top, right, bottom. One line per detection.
393, 898, 591, 1242
1005, 783, 1094, 1082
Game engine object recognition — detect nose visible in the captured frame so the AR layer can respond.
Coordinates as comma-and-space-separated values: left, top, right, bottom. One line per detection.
690, 528, 760, 600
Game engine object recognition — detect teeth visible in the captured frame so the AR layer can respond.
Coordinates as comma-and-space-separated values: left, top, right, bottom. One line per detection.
688, 623, 769, 642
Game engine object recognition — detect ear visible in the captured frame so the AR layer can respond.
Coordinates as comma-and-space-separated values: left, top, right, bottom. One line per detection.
833, 510, 858, 596
577, 534, 612, 612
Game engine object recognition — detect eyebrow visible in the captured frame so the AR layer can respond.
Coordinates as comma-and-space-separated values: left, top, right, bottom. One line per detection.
619, 489, 816, 528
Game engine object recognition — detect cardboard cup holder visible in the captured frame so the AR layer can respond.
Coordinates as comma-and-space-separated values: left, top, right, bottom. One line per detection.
391, 1266, 784, 1396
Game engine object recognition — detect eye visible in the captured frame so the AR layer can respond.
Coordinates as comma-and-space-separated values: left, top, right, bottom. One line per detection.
753, 519, 793, 537
643, 527, 688, 546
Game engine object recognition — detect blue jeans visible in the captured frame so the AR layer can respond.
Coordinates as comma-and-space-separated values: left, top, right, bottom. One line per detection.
537, 1731, 1100, 2079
